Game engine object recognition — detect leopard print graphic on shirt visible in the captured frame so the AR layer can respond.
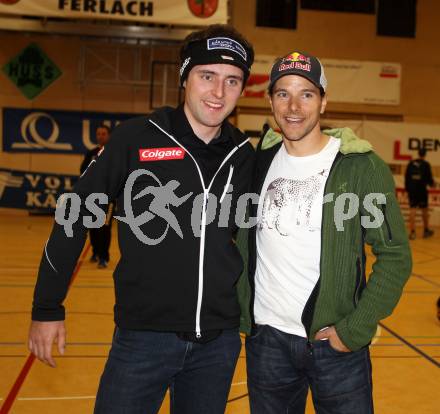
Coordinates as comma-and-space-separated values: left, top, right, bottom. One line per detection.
259, 169, 328, 236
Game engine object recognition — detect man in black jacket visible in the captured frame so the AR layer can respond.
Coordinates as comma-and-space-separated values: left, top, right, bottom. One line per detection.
28, 25, 254, 414
405, 148, 435, 239
80, 125, 113, 268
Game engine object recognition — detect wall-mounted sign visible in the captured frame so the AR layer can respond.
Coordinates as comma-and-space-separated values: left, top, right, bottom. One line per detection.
2, 43, 62, 100
0, 168, 77, 211
0, 0, 227, 26
244, 55, 401, 106
2, 107, 136, 154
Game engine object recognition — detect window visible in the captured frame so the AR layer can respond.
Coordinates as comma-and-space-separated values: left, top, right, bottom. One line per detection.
300, 0, 375, 14
256, 0, 298, 29
377, 0, 417, 38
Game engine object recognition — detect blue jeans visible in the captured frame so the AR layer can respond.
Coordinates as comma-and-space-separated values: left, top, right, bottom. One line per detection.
94, 327, 241, 414
246, 325, 373, 414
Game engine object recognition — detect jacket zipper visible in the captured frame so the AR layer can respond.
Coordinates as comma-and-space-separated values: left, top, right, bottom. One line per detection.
304, 150, 368, 338
149, 119, 249, 338
220, 165, 234, 203
303, 152, 343, 340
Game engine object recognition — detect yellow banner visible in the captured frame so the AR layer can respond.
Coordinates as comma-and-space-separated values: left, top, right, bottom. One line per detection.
0, 0, 227, 26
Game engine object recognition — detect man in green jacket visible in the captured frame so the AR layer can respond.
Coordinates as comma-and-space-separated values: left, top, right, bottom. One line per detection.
239, 51, 412, 414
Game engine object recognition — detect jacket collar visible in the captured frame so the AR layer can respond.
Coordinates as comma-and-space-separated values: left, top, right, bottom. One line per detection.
260, 127, 373, 155
148, 105, 246, 148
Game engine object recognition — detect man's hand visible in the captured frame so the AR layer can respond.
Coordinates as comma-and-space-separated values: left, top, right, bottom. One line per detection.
28, 321, 66, 367
315, 326, 351, 353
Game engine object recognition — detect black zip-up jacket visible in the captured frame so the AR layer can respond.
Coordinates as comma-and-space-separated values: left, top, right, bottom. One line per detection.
80, 146, 100, 175
404, 158, 434, 192
32, 107, 255, 336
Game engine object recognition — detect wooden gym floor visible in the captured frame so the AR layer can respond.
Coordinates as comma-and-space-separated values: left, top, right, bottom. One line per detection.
0, 210, 439, 413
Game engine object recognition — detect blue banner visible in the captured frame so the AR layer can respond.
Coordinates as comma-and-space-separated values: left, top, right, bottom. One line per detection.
2, 107, 138, 154
0, 168, 78, 211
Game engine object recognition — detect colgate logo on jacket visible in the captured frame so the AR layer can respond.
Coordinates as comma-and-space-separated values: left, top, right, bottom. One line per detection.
139, 147, 185, 162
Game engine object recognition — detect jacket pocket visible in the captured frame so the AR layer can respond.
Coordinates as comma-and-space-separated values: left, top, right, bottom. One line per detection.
247, 324, 266, 341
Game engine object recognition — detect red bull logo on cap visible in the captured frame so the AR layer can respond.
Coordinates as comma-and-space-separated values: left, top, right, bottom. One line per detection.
278, 61, 311, 73
279, 51, 312, 72
282, 52, 311, 64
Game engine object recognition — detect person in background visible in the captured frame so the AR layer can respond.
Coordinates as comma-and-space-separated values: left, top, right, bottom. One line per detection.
437, 297, 440, 322
405, 148, 435, 240
80, 124, 113, 268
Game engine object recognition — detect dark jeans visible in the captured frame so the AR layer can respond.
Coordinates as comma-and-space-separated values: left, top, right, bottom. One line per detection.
90, 224, 111, 262
94, 327, 242, 414
246, 325, 373, 414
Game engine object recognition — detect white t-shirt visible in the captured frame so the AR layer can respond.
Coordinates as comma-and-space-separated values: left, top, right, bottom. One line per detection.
254, 136, 341, 337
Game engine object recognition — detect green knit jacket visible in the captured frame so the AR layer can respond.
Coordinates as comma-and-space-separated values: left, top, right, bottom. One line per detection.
236, 127, 412, 351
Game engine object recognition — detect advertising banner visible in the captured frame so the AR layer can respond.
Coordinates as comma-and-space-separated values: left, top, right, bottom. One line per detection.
0, 0, 227, 26
2, 107, 137, 154
362, 121, 440, 166
0, 168, 77, 211
363, 122, 440, 225
2, 43, 62, 100
243, 55, 401, 105
323, 59, 401, 105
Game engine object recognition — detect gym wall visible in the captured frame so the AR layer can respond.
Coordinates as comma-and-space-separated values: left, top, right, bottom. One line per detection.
0, 33, 180, 175
0, 0, 439, 178
232, 0, 440, 123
